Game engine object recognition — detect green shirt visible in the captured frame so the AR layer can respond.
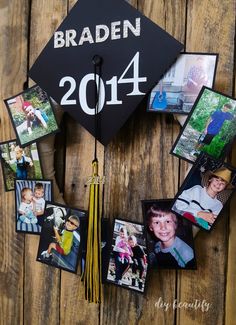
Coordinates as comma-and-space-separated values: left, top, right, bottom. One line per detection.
59, 230, 73, 255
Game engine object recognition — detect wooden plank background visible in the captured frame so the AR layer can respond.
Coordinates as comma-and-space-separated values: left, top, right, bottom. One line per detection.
0, 0, 235, 324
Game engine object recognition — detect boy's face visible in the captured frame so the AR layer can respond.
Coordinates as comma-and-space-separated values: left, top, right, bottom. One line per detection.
128, 239, 135, 247
149, 213, 177, 246
66, 218, 79, 231
208, 176, 227, 193
34, 188, 44, 198
222, 105, 231, 112
27, 110, 35, 118
15, 149, 23, 160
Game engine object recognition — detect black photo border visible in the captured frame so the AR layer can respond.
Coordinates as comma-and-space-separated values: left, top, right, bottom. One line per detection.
170, 86, 236, 163
105, 217, 148, 294
141, 198, 197, 270
0, 139, 44, 192
170, 153, 236, 232
4, 84, 60, 148
36, 201, 87, 274
147, 52, 218, 115
14, 178, 53, 235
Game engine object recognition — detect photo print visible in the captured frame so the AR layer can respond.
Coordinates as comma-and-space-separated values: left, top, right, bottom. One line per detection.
0, 140, 43, 191
142, 199, 196, 269
147, 53, 217, 114
15, 179, 52, 234
37, 202, 87, 273
4, 85, 59, 147
106, 218, 148, 293
171, 153, 236, 231
171, 87, 236, 163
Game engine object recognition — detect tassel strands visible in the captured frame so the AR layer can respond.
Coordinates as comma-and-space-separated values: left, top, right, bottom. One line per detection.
83, 54, 103, 303
84, 159, 102, 303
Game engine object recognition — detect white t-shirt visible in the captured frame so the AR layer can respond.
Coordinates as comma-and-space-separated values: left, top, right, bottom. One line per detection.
34, 197, 45, 212
173, 185, 223, 218
19, 201, 34, 214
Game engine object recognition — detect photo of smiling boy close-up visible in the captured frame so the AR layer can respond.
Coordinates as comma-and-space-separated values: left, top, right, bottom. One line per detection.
143, 200, 196, 270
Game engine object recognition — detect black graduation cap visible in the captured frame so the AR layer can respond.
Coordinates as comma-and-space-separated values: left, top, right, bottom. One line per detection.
29, 0, 183, 145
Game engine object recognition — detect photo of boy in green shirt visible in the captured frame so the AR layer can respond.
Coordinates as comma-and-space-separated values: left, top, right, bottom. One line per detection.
41, 215, 80, 258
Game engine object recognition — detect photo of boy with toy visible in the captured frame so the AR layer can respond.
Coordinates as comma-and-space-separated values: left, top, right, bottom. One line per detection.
171, 153, 236, 231
142, 199, 196, 269
0, 140, 43, 191
106, 218, 148, 293
171, 87, 236, 163
15, 179, 52, 234
4, 85, 59, 147
37, 203, 87, 273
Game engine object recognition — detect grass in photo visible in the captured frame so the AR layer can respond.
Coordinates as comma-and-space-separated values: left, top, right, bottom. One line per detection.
0, 140, 43, 191
171, 87, 236, 163
4, 85, 59, 147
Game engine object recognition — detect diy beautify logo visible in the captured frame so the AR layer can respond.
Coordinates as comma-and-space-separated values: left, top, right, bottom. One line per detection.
155, 297, 211, 313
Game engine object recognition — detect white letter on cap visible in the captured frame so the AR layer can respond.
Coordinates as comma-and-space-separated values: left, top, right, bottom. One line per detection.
78, 27, 94, 45
65, 29, 77, 47
123, 18, 141, 38
96, 25, 109, 43
111, 21, 121, 40
54, 31, 65, 48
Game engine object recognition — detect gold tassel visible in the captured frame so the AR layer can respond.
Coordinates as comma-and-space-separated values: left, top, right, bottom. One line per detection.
83, 159, 102, 303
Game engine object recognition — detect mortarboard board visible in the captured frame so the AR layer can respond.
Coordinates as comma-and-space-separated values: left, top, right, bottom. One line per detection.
29, 0, 183, 145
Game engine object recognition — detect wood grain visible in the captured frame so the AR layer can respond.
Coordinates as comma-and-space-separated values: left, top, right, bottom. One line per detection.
0, 1, 29, 324
177, 1, 235, 324
0, 0, 235, 324
23, 1, 67, 324
225, 45, 236, 325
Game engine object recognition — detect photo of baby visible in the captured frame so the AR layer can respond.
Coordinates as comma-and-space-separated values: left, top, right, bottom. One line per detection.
171, 153, 236, 231
37, 203, 87, 273
0, 140, 43, 191
15, 179, 52, 234
4, 85, 59, 147
106, 218, 148, 293
142, 199, 196, 269
18, 187, 38, 224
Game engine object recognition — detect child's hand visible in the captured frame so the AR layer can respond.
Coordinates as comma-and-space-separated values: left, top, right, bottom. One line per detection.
197, 211, 216, 224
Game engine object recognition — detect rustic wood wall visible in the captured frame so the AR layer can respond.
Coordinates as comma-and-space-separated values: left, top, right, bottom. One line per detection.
0, 0, 235, 324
